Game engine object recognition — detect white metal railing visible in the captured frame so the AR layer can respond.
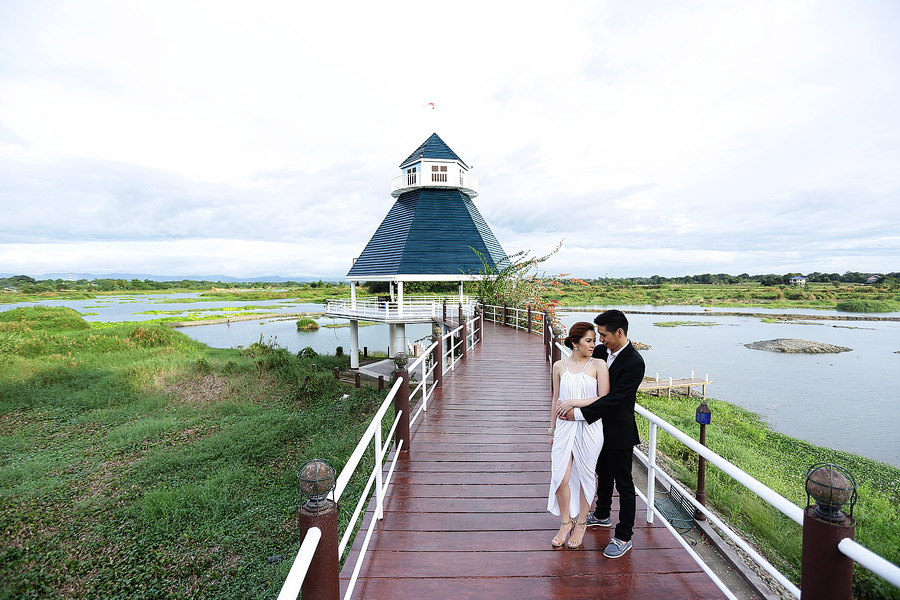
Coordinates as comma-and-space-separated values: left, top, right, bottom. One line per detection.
278, 314, 484, 600
442, 324, 464, 374
390, 171, 479, 197
482, 303, 548, 336
325, 296, 477, 322
554, 342, 900, 598
408, 339, 440, 428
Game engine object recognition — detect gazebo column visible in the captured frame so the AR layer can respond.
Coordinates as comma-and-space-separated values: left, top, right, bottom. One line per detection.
398, 281, 404, 317
388, 324, 396, 357
393, 323, 407, 356
350, 281, 357, 310
349, 319, 359, 369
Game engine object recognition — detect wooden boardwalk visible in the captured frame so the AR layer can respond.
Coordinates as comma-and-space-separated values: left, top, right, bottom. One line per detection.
341, 322, 724, 599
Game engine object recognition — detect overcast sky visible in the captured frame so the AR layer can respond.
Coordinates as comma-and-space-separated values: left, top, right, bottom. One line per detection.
1, 0, 898, 279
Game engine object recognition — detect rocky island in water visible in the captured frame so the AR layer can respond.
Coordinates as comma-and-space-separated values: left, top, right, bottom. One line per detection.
744, 338, 853, 354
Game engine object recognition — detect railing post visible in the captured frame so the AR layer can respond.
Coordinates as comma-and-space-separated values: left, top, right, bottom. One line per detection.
393, 356, 411, 454
378, 375, 384, 391
479, 305, 484, 343
527, 306, 532, 333
298, 498, 339, 600
550, 326, 562, 390
800, 465, 856, 600
459, 304, 467, 360
442, 300, 447, 322
432, 324, 443, 389
354, 372, 361, 388
543, 311, 551, 361
502, 304, 508, 326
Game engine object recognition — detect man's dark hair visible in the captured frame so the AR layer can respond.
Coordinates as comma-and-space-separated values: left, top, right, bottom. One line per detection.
594, 309, 628, 335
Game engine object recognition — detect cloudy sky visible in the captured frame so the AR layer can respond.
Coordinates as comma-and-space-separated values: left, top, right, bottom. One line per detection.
1, 0, 898, 279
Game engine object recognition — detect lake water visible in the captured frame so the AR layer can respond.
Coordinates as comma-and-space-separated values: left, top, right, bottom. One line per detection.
3, 296, 898, 467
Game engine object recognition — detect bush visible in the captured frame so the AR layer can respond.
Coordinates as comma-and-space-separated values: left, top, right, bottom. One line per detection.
296, 318, 319, 331
836, 300, 900, 313
127, 325, 177, 347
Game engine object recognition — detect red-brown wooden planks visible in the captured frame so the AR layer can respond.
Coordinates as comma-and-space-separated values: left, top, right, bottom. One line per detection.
340, 322, 724, 599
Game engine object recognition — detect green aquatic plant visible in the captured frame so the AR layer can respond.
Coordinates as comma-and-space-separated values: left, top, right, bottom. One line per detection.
296, 317, 320, 331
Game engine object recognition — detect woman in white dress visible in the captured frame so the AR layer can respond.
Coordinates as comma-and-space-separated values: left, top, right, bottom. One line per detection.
548, 322, 610, 549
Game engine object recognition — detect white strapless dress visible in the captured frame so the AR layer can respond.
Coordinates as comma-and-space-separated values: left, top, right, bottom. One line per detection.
547, 358, 604, 517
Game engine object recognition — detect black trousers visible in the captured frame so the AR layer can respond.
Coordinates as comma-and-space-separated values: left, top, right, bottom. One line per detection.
593, 447, 636, 542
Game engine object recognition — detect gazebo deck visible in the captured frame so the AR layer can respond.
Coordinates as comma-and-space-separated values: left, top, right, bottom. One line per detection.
341, 322, 724, 599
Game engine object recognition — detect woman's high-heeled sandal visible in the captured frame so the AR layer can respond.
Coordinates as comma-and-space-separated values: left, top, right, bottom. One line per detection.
551, 519, 574, 548
567, 520, 588, 549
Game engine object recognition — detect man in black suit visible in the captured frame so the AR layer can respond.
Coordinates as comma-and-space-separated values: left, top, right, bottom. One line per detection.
558, 309, 645, 558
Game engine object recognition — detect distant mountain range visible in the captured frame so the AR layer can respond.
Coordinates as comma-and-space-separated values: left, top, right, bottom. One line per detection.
1, 273, 337, 283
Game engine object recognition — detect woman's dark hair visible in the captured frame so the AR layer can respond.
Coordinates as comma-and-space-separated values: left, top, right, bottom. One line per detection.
564, 321, 595, 349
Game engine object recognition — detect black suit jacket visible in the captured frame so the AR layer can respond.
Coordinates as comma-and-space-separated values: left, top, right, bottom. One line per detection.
582, 342, 645, 449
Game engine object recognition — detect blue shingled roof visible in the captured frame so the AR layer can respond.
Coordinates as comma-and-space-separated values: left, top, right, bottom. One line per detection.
399, 133, 468, 169
347, 188, 508, 279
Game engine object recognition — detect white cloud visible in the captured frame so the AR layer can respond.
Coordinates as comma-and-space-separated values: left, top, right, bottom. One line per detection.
1, 0, 898, 278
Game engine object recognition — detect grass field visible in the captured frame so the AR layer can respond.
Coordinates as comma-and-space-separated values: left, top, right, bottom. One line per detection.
0, 306, 385, 599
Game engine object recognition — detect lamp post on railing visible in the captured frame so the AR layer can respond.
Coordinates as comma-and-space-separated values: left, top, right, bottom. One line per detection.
393, 352, 411, 453
695, 401, 711, 520
296, 459, 339, 600
801, 463, 857, 600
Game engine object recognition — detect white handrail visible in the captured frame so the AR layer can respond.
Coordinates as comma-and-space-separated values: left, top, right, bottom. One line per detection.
276, 527, 322, 600
279, 314, 484, 600
334, 378, 403, 501
838, 538, 900, 589
633, 486, 739, 600
632, 446, 802, 597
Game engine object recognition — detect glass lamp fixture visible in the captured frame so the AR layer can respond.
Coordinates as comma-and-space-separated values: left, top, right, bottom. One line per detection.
695, 401, 712, 425
805, 463, 857, 522
297, 459, 336, 514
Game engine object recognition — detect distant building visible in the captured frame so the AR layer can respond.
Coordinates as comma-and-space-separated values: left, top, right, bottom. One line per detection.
789, 276, 807, 286
865, 275, 883, 285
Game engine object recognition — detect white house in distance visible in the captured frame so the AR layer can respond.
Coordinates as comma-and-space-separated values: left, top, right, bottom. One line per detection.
325, 133, 508, 369
790, 276, 807, 286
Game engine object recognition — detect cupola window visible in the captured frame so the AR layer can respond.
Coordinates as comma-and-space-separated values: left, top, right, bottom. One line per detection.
431, 165, 447, 182
406, 167, 417, 185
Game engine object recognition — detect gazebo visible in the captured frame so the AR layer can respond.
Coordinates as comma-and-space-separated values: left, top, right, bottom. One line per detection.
325, 133, 508, 368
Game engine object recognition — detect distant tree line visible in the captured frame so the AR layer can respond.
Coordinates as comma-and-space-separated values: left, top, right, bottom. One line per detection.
572, 271, 898, 287
0, 275, 347, 294
3, 271, 898, 294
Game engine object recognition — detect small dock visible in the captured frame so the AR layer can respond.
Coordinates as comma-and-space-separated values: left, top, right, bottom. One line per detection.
340, 322, 724, 599
640, 376, 713, 399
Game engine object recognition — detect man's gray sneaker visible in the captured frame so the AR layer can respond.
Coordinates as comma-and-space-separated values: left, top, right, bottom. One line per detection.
586, 513, 612, 527
603, 537, 632, 559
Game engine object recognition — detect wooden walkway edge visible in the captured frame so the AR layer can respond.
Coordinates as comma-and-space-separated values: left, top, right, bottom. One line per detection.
340, 322, 724, 599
